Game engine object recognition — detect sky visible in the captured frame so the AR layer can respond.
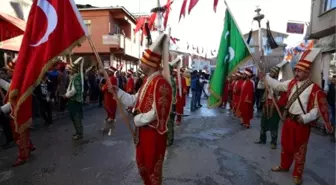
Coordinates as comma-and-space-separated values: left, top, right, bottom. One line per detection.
75, 0, 311, 51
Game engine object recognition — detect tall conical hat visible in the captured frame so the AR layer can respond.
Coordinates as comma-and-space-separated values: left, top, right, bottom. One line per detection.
244, 68, 253, 77
269, 66, 280, 76
136, 68, 143, 74
302, 48, 322, 87
273, 60, 294, 81
295, 49, 320, 73
169, 55, 182, 97
127, 69, 134, 75
140, 34, 166, 69
169, 55, 182, 67
68, 57, 84, 92
169, 55, 182, 73
68, 57, 83, 72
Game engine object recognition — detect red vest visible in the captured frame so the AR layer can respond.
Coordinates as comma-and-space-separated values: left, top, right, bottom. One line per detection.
135, 74, 173, 134
286, 79, 333, 132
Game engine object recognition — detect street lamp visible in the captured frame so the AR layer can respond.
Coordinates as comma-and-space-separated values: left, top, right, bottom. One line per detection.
253, 6, 264, 28
253, 6, 265, 72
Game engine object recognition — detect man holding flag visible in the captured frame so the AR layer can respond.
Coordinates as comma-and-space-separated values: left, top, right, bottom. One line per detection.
6, 0, 87, 166
208, 8, 251, 108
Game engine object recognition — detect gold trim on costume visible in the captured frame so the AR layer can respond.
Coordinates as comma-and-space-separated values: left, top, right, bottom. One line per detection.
141, 57, 159, 68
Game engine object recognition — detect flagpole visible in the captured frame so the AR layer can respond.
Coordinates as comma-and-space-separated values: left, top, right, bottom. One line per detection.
86, 36, 136, 141
224, 0, 283, 120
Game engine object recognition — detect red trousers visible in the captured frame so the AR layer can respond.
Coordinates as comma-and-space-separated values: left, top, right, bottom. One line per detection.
136, 127, 167, 185
280, 118, 311, 178
103, 92, 117, 120
104, 105, 116, 120
10, 120, 34, 161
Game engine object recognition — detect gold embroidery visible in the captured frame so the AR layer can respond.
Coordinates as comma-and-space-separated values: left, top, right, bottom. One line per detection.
149, 157, 164, 185
158, 84, 170, 108
157, 83, 171, 131
294, 144, 307, 176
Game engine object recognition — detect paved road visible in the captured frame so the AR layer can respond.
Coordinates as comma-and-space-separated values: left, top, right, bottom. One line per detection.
0, 100, 335, 185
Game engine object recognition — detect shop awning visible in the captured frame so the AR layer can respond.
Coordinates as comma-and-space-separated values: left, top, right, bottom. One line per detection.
0, 35, 22, 51
0, 12, 26, 42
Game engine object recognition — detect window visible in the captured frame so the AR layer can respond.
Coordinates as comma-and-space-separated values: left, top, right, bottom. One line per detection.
323, 0, 336, 12
275, 36, 283, 43
113, 24, 121, 34
83, 20, 91, 35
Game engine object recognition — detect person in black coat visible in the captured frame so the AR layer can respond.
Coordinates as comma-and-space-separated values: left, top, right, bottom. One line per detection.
0, 68, 14, 149
34, 73, 53, 126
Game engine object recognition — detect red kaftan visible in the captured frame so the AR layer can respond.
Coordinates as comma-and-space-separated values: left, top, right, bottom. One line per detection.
126, 77, 135, 94
126, 77, 135, 110
233, 80, 244, 117
175, 76, 187, 124
134, 74, 173, 185
221, 80, 229, 105
237, 80, 254, 127
102, 76, 117, 119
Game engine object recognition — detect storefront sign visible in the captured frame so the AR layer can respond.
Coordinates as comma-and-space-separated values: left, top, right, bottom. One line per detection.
286, 22, 305, 34
102, 35, 119, 45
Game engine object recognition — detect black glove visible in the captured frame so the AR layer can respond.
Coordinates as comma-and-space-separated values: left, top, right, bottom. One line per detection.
133, 110, 140, 117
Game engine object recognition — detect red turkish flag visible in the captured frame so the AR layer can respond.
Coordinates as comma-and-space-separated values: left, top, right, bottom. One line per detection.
9, 0, 87, 133
188, 0, 200, 14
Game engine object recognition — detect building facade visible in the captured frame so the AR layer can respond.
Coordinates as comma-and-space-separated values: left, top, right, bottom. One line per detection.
241, 29, 288, 74
73, 6, 143, 71
308, 0, 336, 77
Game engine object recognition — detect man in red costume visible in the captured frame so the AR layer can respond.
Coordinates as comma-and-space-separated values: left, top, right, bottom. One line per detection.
233, 71, 244, 117
0, 60, 35, 167
237, 68, 254, 128
112, 33, 172, 185
228, 75, 234, 110
126, 70, 135, 112
175, 68, 187, 125
230, 74, 237, 111
260, 48, 333, 185
101, 66, 118, 131
221, 77, 230, 109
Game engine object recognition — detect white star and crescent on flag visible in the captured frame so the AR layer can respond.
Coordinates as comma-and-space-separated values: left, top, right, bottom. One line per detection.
31, 0, 58, 47
224, 31, 235, 63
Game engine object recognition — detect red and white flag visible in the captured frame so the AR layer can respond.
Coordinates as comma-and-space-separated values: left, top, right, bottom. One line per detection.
9, 0, 87, 133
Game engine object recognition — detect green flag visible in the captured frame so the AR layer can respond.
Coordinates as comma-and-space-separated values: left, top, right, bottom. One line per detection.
208, 9, 251, 107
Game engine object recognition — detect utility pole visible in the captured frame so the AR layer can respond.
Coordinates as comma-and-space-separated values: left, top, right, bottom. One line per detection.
156, 0, 163, 34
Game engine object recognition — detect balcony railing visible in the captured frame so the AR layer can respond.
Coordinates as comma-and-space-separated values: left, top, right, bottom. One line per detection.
123, 36, 142, 59
103, 34, 143, 59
